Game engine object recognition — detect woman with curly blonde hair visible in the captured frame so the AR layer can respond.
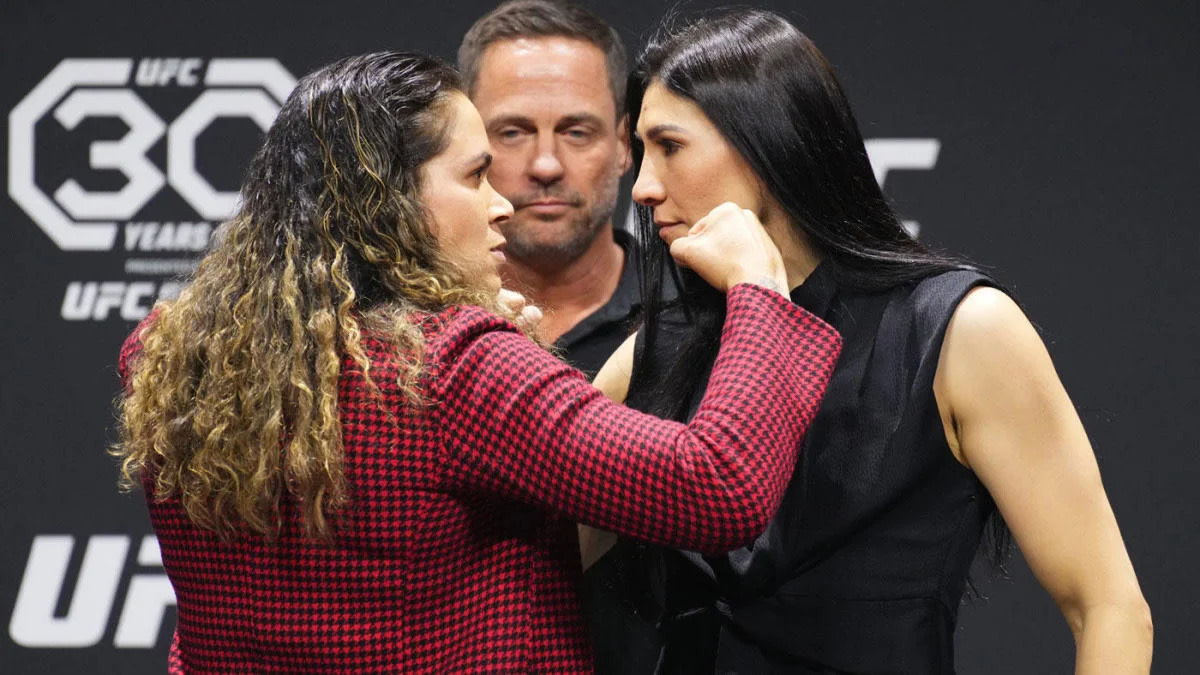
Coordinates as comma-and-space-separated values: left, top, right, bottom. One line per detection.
113, 51, 841, 673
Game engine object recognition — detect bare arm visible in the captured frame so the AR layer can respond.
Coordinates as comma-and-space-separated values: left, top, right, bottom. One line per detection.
578, 333, 637, 570
935, 287, 1152, 674
592, 331, 636, 405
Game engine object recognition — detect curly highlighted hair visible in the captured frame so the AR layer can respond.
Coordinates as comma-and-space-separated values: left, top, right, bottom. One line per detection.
114, 52, 515, 543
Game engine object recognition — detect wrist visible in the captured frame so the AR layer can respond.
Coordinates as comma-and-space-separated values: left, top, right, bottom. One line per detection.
756, 275, 788, 296
732, 274, 787, 297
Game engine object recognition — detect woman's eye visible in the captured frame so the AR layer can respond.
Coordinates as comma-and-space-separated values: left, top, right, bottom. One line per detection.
661, 139, 681, 156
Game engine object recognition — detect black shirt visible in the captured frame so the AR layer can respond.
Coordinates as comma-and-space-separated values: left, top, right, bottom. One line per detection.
592, 263, 1002, 674
553, 229, 645, 378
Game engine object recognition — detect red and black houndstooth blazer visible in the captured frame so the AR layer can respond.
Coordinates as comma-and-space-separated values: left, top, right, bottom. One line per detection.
120, 284, 841, 673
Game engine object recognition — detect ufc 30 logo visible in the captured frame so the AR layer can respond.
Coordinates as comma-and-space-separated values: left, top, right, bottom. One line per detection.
8, 58, 296, 251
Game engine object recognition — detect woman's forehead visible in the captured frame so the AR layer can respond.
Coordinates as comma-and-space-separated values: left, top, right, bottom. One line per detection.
440, 94, 489, 152
638, 83, 709, 134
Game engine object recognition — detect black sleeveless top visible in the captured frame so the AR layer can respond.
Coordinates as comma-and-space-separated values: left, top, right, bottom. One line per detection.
604, 265, 1000, 674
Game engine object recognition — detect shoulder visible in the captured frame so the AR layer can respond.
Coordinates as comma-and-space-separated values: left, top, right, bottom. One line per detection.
422, 304, 591, 404
420, 304, 538, 373
943, 286, 1036, 357
879, 268, 1002, 345
934, 286, 1052, 463
422, 305, 519, 345
350, 305, 525, 386
909, 268, 998, 316
937, 286, 1053, 412
118, 306, 164, 387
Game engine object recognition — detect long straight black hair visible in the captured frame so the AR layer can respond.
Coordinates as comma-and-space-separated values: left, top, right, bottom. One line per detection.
627, 9, 1009, 573
628, 8, 974, 422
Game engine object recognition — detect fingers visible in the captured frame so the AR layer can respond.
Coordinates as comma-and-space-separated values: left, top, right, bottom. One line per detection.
496, 288, 526, 313
497, 288, 543, 332
670, 202, 737, 268
517, 304, 543, 330
668, 202, 787, 293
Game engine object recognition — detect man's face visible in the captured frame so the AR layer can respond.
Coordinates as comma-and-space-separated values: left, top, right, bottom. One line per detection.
470, 37, 630, 269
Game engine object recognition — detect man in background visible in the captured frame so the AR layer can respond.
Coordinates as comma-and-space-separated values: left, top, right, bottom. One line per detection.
460, 3, 662, 673
458, 0, 636, 378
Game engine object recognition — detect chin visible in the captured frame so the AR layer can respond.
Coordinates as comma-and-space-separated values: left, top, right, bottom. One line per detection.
658, 225, 690, 246
507, 216, 588, 243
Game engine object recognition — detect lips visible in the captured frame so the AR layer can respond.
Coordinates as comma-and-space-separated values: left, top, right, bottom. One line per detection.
523, 201, 572, 216
513, 192, 583, 210
654, 220, 689, 243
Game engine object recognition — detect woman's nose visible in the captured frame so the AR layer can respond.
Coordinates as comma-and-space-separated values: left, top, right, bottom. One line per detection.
488, 183, 514, 225
631, 163, 664, 206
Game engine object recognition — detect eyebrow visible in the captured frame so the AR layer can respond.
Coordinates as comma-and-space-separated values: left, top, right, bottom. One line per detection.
485, 114, 534, 131
465, 151, 493, 171
555, 113, 605, 131
485, 112, 608, 132
634, 123, 687, 141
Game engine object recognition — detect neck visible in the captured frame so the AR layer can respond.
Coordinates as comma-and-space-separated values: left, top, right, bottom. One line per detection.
501, 225, 625, 343
765, 215, 822, 291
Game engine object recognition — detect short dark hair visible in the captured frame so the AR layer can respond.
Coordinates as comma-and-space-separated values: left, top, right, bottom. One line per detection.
458, 0, 627, 114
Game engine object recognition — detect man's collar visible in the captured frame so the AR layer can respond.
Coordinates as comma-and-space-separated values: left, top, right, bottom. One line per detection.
555, 229, 643, 347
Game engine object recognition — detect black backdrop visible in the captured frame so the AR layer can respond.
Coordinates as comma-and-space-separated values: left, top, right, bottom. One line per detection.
1, 1, 1195, 672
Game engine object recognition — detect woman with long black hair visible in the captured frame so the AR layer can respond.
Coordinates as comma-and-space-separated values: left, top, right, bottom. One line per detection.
584, 9, 1151, 673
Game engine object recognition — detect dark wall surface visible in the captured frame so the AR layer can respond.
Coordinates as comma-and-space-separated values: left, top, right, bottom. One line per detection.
1, 1, 1195, 672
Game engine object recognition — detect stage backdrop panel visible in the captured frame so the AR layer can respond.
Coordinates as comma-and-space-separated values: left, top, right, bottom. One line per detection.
1, 1, 1195, 672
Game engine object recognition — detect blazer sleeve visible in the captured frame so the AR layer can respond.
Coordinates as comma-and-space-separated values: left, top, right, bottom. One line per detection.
429, 283, 842, 554
118, 309, 158, 390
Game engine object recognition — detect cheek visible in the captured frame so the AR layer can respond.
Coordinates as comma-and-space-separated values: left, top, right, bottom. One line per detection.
715, 174, 761, 212
469, 194, 494, 248
680, 161, 761, 219
664, 169, 723, 222
433, 220, 464, 253
576, 145, 619, 181
430, 196, 483, 253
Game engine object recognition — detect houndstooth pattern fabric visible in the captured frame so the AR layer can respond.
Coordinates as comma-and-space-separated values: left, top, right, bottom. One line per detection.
119, 283, 841, 673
